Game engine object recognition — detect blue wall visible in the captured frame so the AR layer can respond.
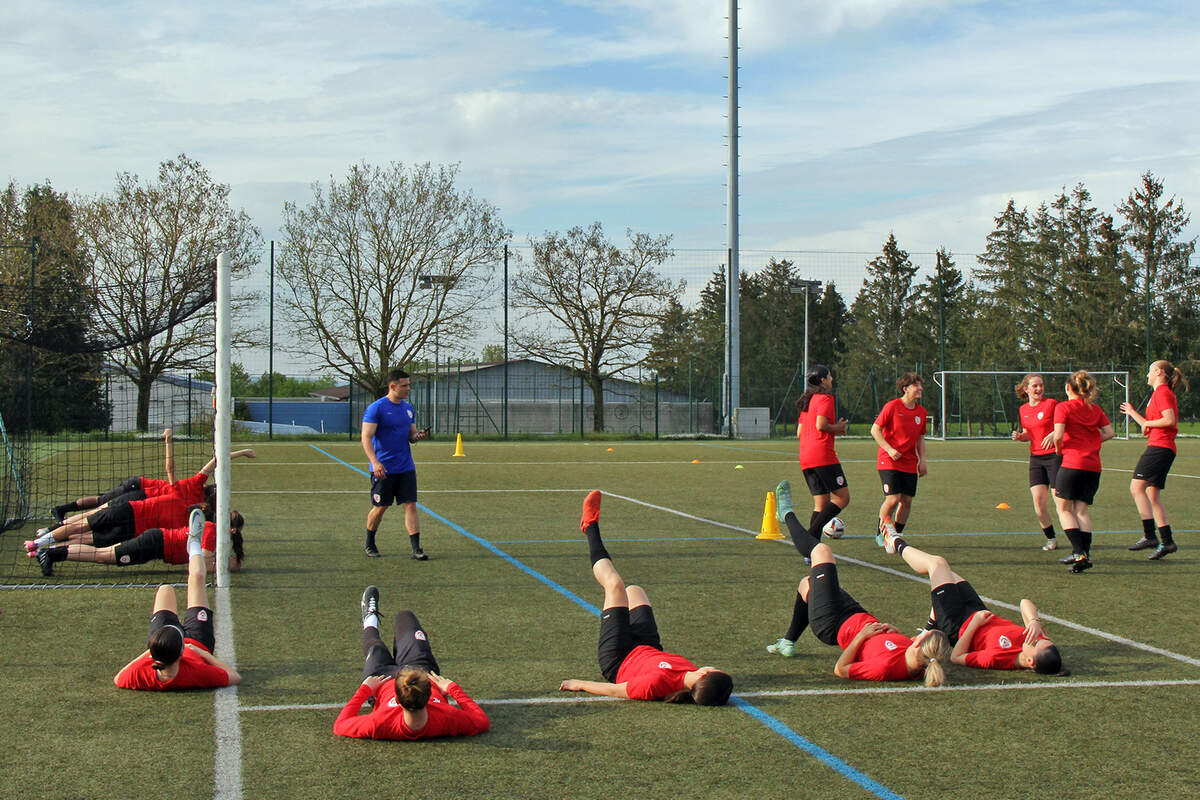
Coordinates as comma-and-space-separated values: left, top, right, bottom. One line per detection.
244, 401, 353, 434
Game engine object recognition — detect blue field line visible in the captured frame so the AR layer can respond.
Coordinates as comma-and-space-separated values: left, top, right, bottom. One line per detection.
311, 442, 905, 799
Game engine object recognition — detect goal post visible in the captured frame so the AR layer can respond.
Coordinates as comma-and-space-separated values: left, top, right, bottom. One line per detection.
929, 370, 1130, 441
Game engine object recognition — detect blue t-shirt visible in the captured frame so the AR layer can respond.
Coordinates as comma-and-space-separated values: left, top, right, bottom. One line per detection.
363, 397, 416, 474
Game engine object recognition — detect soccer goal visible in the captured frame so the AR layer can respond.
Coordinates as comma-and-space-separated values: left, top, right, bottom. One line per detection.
929, 370, 1130, 441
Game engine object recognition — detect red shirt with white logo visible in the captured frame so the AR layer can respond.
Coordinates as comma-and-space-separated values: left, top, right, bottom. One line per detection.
1145, 384, 1179, 452
798, 393, 840, 469
1054, 399, 1110, 472
1018, 399, 1058, 456
874, 399, 927, 473
958, 614, 1042, 671
333, 680, 489, 740
836, 612, 913, 681
615, 645, 696, 700
129, 472, 208, 532
159, 522, 217, 564
114, 635, 230, 691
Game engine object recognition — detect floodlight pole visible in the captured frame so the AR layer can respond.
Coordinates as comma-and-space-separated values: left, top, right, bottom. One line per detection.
789, 279, 821, 382
724, 0, 740, 435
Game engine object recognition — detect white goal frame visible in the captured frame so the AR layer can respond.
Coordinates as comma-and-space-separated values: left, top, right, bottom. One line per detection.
929, 370, 1130, 441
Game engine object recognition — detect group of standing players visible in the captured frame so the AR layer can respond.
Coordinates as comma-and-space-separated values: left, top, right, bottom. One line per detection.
75, 362, 1184, 744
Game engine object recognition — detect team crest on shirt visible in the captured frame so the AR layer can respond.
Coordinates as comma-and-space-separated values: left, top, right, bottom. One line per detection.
658, 661, 671, 669
197, 609, 209, 622
387, 697, 399, 707
913, 415, 921, 424
1037, 411, 1045, 420
884, 640, 898, 651
998, 635, 1012, 649
415, 630, 427, 641
407, 409, 414, 420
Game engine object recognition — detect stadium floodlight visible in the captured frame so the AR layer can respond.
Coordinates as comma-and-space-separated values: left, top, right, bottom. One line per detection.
929, 370, 1130, 441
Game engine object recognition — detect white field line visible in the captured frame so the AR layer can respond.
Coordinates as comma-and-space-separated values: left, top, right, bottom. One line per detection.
213, 585, 242, 800
605, 492, 1200, 669
239, 678, 1200, 713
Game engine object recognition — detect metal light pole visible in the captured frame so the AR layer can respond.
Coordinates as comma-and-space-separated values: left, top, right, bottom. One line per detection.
789, 279, 821, 381
420, 273, 454, 433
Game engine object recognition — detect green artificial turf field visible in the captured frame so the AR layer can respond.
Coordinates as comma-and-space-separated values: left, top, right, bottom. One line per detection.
2, 437, 1198, 799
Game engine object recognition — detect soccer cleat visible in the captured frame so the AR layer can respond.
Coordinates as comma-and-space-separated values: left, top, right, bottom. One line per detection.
883, 530, 905, 555
1069, 555, 1093, 574
360, 585, 380, 622
1148, 542, 1178, 561
1128, 536, 1159, 551
1058, 554, 1077, 564
581, 490, 602, 532
877, 516, 897, 549
364, 542, 381, 558
52, 504, 70, 524
774, 480, 794, 523
1042, 539, 1058, 551
187, 508, 205, 550
765, 638, 796, 657
411, 549, 429, 561
24, 540, 37, 553
36, 547, 55, 577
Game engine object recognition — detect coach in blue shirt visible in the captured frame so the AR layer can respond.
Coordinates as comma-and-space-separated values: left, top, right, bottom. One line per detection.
361, 368, 430, 560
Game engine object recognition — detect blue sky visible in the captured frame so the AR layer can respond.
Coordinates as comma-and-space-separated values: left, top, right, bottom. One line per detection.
3, 0, 1198, 370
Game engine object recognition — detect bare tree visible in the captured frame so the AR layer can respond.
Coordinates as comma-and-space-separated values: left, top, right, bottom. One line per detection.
278, 161, 507, 397
510, 222, 681, 432
76, 155, 262, 430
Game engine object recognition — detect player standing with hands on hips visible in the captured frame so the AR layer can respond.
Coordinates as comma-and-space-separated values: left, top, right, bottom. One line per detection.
362, 368, 430, 560
871, 373, 928, 542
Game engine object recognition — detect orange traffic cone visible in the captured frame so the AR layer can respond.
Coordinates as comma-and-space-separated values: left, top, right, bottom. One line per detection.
452, 433, 466, 458
995, 502, 1010, 509
757, 492, 784, 540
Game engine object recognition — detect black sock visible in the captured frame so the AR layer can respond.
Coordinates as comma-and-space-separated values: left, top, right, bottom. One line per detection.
1159, 524, 1174, 546
47, 521, 63, 532
365, 529, 376, 548
1081, 530, 1093, 555
409, 532, 421, 552
807, 503, 843, 540
1042, 525, 1056, 540
53, 502, 76, 518
924, 616, 936, 631
1064, 528, 1083, 556
784, 592, 809, 642
895, 521, 906, 534
784, 512, 819, 558
585, 522, 610, 566
48, 546, 67, 563
892, 536, 908, 555
1142, 519, 1157, 538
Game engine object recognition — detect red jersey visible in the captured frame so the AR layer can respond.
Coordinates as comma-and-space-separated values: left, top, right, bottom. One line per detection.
1018, 399, 1058, 456
1145, 384, 1179, 452
615, 645, 696, 701
798, 393, 840, 469
165, 472, 209, 506
874, 399, 927, 473
958, 615, 1042, 671
114, 639, 231, 691
836, 612, 913, 681
139, 477, 175, 498
1054, 399, 1110, 472
333, 681, 489, 740
160, 522, 217, 564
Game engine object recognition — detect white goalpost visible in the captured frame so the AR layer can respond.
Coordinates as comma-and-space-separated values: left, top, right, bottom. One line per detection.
215, 252, 232, 587
929, 370, 1130, 441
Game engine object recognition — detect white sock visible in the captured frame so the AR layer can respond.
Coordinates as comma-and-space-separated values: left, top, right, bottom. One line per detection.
35, 532, 55, 547
187, 540, 204, 559
363, 615, 379, 630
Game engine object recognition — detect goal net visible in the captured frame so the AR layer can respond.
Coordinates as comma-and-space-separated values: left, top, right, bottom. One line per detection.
929, 370, 1130, 441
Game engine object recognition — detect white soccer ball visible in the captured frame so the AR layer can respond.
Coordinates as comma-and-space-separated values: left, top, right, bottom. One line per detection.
823, 517, 846, 539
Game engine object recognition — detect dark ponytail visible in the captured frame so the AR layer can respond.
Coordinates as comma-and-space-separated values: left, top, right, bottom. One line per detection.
797, 365, 831, 414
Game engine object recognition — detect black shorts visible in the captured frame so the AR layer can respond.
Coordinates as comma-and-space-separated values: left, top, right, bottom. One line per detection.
370, 470, 417, 506
1055, 467, 1101, 504
597, 605, 662, 683
878, 469, 918, 498
362, 610, 440, 679
99, 477, 146, 506
930, 581, 987, 645
114, 529, 165, 566
149, 606, 215, 653
804, 464, 848, 496
88, 503, 136, 546
1028, 453, 1062, 488
1133, 446, 1176, 489
806, 562, 867, 647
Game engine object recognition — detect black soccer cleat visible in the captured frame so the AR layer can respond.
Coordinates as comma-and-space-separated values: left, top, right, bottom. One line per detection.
36, 547, 55, 577
361, 585, 380, 622
364, 542, 381, 558
411, 548, 429, 561
1069, 555, 1093, 574
1128, 536, 1159, 551
1148, 542, 1178, 561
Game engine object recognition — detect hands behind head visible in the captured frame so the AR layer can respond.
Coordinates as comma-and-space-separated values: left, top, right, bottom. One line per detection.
427, 671, 454, 691
361, 675, 390, 690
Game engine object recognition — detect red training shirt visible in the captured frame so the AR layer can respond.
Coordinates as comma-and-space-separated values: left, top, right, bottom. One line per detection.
129, 472, 207, 532
874, 398, 927, 473
159, 522, 217, 564
1018, 398, 1058, 456
1145, 384, 1179, 452
139, 477, 175, 498
836, 612, 913, 681
114, 637, 231, 691
798, 393, 840, 469
333, 681, 489, 740
615, 645, 696, 701
958, 614, 1043, 671
1054, 399, 1110, 472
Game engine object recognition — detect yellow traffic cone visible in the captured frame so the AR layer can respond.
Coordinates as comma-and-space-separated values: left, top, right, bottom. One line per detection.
757, 492, 784, 540
452, 433, 466, 458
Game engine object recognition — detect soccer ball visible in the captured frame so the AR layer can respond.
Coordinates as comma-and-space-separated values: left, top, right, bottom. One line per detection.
823, 517, 846, 539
